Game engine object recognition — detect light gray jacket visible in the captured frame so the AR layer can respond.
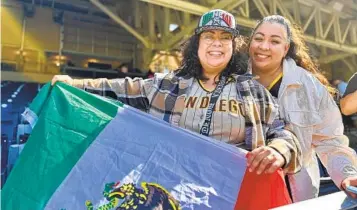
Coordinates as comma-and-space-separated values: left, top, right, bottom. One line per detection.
279, 58, 357, 202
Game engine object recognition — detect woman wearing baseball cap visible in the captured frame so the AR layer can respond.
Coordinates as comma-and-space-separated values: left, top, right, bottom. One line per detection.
51, 9, 301, 177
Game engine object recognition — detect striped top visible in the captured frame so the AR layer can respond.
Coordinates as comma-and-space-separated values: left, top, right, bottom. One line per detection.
179, 79, 245, 144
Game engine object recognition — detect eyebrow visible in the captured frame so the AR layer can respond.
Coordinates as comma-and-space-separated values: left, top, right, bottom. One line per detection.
254, 32, 283, 39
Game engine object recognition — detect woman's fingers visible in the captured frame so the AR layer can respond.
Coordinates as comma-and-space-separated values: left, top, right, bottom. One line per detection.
256, 155, 276, 175
342, 176, 357, 199
248, 147, 271, 173
247, 146, 263, 166
51, 75, 73, 86
247, 146, 285, 174
265, 159, 284, 174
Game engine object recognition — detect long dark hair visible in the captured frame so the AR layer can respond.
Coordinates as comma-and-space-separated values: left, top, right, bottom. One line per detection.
248, 15, 334, 93
176, 34, 248, 81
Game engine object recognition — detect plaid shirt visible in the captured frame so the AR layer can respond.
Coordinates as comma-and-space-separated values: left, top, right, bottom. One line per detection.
72, 72, 302, 174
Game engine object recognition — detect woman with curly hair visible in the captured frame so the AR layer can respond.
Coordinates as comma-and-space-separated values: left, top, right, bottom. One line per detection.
52, 10, 302, 177
248, 15, 357, 202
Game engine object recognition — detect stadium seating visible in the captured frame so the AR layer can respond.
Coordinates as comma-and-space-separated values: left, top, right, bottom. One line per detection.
1, 134, 9, 188
1, 81, 40, 187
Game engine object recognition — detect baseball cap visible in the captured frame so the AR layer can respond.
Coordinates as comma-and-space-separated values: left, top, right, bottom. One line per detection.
195, 9, 238, 36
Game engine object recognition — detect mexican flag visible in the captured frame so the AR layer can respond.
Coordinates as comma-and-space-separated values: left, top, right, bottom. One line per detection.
2, 82, 291, 210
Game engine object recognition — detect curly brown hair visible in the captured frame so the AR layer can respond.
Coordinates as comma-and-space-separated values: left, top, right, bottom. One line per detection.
176, 34, 248, 81
248, 15, 334, 93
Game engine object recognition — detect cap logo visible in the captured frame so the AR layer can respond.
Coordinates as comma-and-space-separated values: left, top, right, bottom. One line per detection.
195, 9, 238, 36
201, 10, 233, 28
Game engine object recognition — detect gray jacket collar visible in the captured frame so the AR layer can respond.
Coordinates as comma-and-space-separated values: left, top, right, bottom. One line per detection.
247, 58, 303, 98
247, 58, 302, 87
281, 58, 303, 87
278, 58, 304, 99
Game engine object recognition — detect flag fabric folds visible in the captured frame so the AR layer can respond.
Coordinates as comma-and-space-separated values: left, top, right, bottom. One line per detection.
2, 82, 291, 210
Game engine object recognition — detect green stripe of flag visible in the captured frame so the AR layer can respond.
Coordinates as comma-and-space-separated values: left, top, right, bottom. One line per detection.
2, 82, 121, 210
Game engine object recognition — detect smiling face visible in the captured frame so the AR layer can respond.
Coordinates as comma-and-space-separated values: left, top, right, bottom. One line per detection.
249, 22, 290, 73
198, 30, 233, 75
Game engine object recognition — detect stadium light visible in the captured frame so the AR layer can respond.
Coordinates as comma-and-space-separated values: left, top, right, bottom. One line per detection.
54, 55, 67, 60
169, 24, 179, 32
88, 59, 99, 63
2, 104, 7, 108
7, 99, 13, 103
